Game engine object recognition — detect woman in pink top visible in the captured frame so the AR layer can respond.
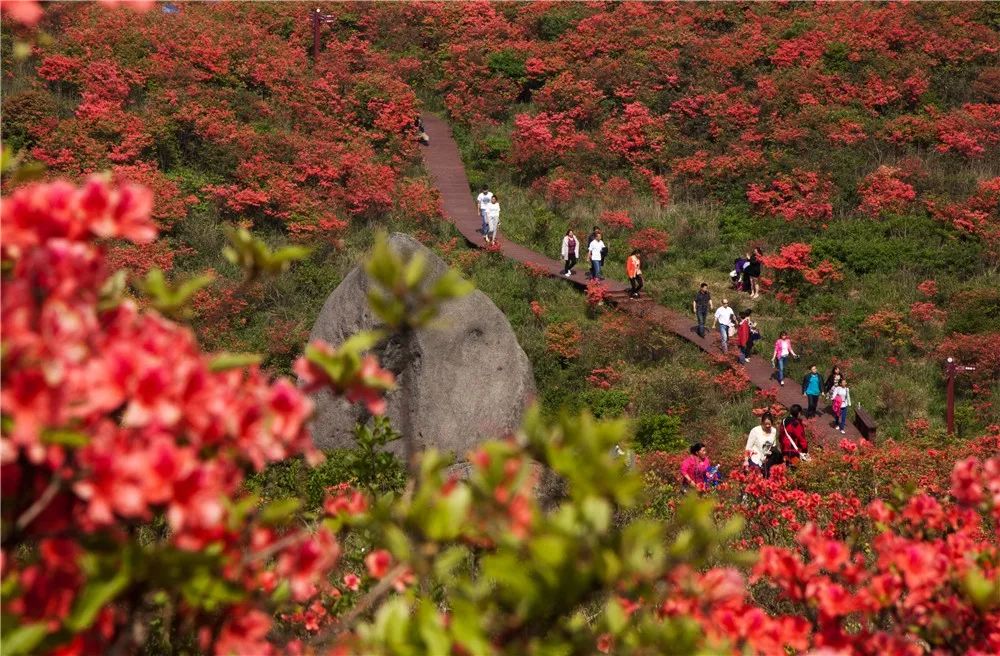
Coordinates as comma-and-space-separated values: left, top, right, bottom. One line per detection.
771, 331, 798, 386
680, 442, 710, 489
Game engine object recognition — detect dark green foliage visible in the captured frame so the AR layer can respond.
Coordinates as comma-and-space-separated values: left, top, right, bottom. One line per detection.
535, 5, 587, 41
486, 50, 527, 81
580, 389, 631, 419
634, 414, 684, 453
946, 288, 1000, 334
811, 216, 983, 276
245, 418, 406, 510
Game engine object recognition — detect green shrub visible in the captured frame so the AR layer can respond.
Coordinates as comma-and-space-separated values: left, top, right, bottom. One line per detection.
634, 414, 684, 453
811, 216, 983, 276
580, 389, 630, 418
486, 49, 527, 81
946, 288, 1000, 334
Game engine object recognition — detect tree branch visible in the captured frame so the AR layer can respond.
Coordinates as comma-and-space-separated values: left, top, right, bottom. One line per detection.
308, 563, 408, 649
15, 476, 61, 531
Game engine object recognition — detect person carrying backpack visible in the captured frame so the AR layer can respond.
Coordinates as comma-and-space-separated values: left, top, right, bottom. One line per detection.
626, 250, 643, 298
801, 365, 823, 418
779, 404, 809, 466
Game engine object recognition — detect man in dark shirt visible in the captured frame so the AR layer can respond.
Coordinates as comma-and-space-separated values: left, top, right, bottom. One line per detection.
692, 283, 713, 338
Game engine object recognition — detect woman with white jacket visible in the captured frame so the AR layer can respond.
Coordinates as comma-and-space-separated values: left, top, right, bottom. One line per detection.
830, 378, 852, 434
560, 229, 580, 276
484, 195, 501, 244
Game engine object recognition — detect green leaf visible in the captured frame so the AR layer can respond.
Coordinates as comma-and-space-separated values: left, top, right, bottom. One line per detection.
66, 566, 130, 632
208, 352, 263, 372
1, 622, 48, 656
259, 498, 303, 525
40, 429, 90, 448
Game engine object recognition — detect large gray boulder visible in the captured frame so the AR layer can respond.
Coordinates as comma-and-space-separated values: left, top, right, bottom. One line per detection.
306, 233, 535, 457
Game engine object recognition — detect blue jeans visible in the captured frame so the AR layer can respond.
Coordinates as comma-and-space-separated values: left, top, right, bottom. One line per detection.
480, 209, 488, 234
838, 407, 848, 430
718, 324, 729, 352
738, 344, 750, 364
590, 259, 602, 279
696, 310, 707, 337
775, 356, 787, 383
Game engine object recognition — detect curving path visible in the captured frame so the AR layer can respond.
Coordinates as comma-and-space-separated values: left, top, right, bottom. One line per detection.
420, 113, 861, 443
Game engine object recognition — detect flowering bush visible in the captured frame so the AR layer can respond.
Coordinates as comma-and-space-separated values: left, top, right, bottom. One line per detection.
761, 242, 843, 290
627, 227, 670, 257
544, 321, 582, 360
858, 166, 917, 218
747, 170, 834, 224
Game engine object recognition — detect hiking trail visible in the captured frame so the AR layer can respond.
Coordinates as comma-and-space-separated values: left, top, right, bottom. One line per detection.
420, 113, 863, 443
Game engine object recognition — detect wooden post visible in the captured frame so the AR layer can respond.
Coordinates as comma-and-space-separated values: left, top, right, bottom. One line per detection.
312, 8, 320, 63
945, 357, 956, 435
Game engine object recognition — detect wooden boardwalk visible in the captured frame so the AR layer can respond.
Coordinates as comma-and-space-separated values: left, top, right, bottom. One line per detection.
420, 113, 860, 443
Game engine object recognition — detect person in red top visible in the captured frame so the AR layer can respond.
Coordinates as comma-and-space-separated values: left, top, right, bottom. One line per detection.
779, 404, 809, 466
736, 309, 752, 364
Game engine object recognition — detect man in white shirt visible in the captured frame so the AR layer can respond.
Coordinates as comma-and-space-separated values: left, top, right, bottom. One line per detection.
711, 298, 736, 353
476, 188, 492, 235
586, 229, 606, 280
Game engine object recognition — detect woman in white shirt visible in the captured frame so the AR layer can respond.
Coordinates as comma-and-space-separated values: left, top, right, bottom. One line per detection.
484, 195, 501, 244
560, 229, 579, 276
587, 229, 605, 280
744, 412, 778, 477
830, 378, 852, 434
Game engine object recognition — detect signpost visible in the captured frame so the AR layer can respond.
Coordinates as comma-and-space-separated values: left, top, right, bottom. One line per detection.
311, 8, 337, 62
944, 357, 976, 435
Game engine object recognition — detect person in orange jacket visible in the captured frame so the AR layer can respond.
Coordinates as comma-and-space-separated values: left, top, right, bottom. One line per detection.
627, 249, 643, 298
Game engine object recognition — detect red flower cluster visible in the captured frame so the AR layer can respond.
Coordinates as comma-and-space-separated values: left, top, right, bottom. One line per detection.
858, 166, 917, 218
1, 178, 346, 655
747, 170, 834, 223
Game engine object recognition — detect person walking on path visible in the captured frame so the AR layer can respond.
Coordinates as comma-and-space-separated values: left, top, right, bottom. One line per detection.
771, 331, 799, 386
736, 309, 753, 364
627, 250, 643, 298
476, 188, 492, 236
744, 247, 763, 299
484, 194, 501, 244
693, 283, 713, 338
560, 229, 579, 277
801, 365, 823, 418
587, 229, 606, 280
779, 404, 809, 466
712, 298, 736, 353
744, 412, 779, 477
824, 366, 843, 398
830, 378, 852, 434
680, 443, 710, 490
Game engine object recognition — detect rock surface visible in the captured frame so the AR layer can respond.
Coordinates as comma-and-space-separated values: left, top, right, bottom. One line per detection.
306, 233, 535, 457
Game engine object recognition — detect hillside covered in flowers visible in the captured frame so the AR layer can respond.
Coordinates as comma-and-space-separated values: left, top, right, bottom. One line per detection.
2, 2, 999, 655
